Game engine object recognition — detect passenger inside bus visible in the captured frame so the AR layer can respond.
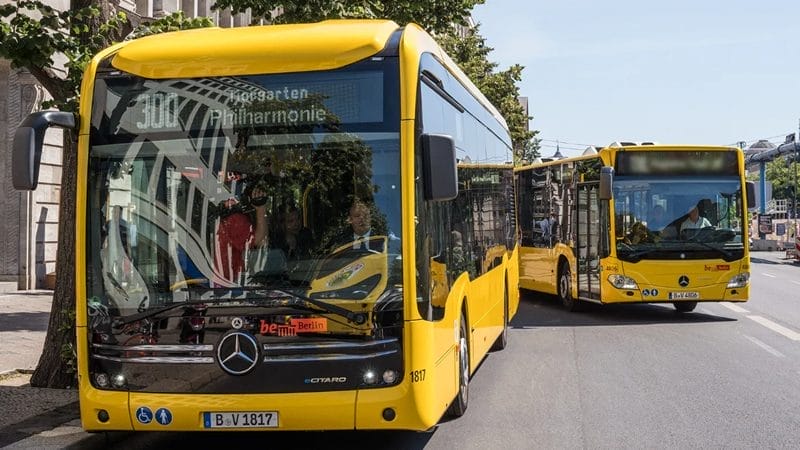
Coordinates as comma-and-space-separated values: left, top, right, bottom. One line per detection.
624, 221, 660, 244
272, 204, 314, 262
647, 205, 669, 231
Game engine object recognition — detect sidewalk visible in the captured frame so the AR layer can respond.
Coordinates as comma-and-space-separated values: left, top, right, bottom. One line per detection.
0, 290, 91, 448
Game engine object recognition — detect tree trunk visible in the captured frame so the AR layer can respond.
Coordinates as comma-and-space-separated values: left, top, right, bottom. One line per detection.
30, 131, 78, 389
28, 0, 126, 390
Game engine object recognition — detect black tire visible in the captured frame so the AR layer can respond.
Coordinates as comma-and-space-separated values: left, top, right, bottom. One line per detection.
447, 313, 469, 417
490, 283, 509, 352
558, 261, 580, 311
673, 301, 697, 312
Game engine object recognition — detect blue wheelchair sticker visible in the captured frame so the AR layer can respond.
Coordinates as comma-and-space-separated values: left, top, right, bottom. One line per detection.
136, 406, 153, 424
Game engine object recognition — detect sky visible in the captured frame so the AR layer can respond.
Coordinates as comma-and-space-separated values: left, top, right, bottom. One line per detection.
472, 0, 800, 158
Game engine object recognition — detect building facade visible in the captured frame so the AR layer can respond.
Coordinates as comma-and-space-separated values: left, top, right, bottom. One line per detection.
1, 0, 252, 289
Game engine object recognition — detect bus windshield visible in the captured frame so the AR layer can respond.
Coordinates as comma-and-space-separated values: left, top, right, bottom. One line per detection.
85, 58, 403, 336
613, 176, 745, 262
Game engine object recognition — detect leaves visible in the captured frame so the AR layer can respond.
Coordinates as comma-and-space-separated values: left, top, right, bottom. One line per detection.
129, 11, 213, 39
212, 0, 483, 34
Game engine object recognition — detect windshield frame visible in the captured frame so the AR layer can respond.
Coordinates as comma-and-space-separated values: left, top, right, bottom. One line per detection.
84, 57, 404, 329
612, 175, 746, 262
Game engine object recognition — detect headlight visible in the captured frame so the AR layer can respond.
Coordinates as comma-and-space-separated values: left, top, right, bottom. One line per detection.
608, 274, 639, 290
727, 273, 749, 288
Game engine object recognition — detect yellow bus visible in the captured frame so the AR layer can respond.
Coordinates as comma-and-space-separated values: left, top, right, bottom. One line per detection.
515, 143, 754, 312
13, 20, 519, 431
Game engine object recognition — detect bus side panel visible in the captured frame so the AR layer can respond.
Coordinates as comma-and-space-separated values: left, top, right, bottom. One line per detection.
518, 246, 558, 295
466, 263, 507, 360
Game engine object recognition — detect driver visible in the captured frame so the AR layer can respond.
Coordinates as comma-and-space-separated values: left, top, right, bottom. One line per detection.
331, 200, 383, 252
680, 205, 711, 235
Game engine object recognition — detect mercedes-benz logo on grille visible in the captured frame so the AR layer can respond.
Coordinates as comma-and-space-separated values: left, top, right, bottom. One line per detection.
216, 331, 259, 375
678, 275, 690, 287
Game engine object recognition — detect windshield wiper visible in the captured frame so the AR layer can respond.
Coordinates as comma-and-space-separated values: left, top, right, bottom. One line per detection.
618, 247, 659, 263
111, 297, 237, 329
111, 287, 367, 329
271, 288, 368, 325
685, 240, 736, 262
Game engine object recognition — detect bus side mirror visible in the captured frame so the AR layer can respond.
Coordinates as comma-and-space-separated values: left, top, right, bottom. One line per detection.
745, 181, 755, 209
599, 166, 614, 200
421, 133, 458, 201
12, 111, 76, 190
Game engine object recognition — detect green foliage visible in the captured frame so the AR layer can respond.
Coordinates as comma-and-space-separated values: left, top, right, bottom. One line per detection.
57, 308, 77, 381
129, 11, 213, 39
764, 156, 799, 202
0, 1, 128, 110
212, 0, 483, 34
1, 2, 211, 111
210, 1, 539, 159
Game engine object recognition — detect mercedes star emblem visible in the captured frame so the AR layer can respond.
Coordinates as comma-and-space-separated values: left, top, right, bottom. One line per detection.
216, 331, 259, 375
678, 275, 690, 287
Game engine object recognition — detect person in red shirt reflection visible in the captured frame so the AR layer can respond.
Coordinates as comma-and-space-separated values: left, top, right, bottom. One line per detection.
215, 186, 269, 283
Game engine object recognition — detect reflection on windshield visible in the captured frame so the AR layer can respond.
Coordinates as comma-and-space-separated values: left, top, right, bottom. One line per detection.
613, 177, 745, 261
86, 62, 403, 340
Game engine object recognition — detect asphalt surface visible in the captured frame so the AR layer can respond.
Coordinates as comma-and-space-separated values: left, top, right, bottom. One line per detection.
0, 250, 796, 448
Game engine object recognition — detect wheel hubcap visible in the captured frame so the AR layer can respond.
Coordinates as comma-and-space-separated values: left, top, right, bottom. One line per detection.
459, 334, 468, 399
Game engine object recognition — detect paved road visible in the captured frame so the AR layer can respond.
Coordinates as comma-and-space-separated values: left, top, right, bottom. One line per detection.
6, 252, 800, 448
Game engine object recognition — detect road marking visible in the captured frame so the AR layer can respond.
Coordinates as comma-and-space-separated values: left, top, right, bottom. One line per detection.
719, 302, 749, 314
747, 315, 800, 341
791, 280, 800, 286
761, 273, 777, 278
743, 335, 785, 358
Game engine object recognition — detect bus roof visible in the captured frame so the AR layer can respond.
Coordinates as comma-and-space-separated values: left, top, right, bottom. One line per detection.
111, 20, 400, 78
514, 143, 741, 171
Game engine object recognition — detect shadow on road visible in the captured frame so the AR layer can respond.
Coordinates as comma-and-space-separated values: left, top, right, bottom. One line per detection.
87, 427, 436, 449
750, 256, 797, 265
511, 291, 737, 329
0, 311, 50, 332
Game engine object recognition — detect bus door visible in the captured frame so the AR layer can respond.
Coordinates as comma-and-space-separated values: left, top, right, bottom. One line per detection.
577, 182, 601, 300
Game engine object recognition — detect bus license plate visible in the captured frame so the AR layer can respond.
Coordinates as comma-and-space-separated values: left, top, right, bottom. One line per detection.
669, 292, 699, 300
203, 411, 279, 428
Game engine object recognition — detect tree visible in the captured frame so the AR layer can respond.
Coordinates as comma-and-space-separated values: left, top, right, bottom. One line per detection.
0, 1, 210, 388
212, 0, 483, 35
765, 156, 799, 203
216, 0, 539, 163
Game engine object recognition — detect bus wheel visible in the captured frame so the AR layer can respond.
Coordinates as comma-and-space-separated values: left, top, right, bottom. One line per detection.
448, 314, 469, 417
558, 262, 579, 311
490, 283, 509, 351
673, 301, 697, 312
